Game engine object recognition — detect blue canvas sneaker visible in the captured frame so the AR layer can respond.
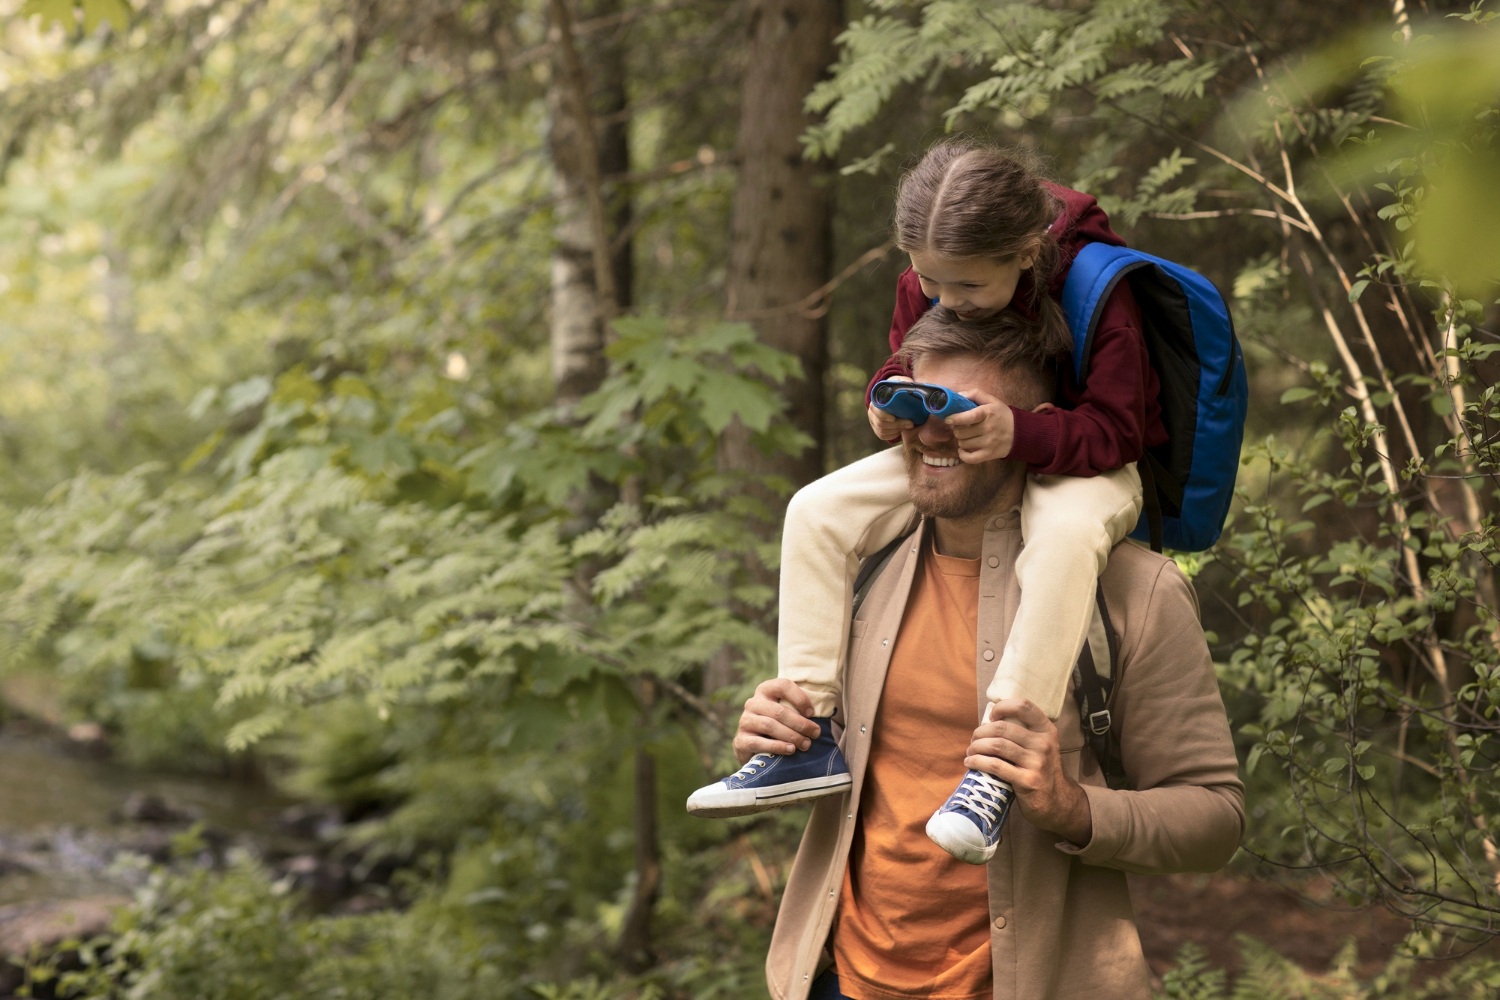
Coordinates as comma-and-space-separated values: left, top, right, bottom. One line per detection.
685, 717, 851, 818
925, 769, 1016, 864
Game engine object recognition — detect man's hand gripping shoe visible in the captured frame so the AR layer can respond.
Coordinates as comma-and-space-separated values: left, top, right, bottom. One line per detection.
686, 717, 851, 818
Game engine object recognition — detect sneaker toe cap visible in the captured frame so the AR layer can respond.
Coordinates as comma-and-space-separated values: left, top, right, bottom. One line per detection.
926, 812, 995, 864
686, 781, 735, 812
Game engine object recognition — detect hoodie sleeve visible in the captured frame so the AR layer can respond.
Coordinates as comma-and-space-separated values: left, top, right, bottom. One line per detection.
1005, 281, 1154, 476
866, 265, 929, 401
869, 186, 1162, 472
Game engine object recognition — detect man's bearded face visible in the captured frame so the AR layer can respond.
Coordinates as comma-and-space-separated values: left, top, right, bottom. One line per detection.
903, 434, 1014, 520
900, 354, 1029, 521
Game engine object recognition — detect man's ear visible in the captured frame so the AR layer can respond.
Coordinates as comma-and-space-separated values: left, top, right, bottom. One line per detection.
1032, 401, 1057, 414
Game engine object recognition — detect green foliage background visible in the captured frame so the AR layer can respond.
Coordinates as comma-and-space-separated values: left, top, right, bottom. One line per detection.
2, 0, 1500, 997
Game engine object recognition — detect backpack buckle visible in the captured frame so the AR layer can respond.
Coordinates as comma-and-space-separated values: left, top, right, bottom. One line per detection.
1087, 709, 1112, 736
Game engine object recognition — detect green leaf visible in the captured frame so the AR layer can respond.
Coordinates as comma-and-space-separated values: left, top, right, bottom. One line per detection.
225, 709, 291, 752
180, 429, 225, 474
1280, 386, 1318, 404
1301, 493, 1333, 512
21, 0, 75, 29
696, 375, 779, 435
81, 0, 130, 33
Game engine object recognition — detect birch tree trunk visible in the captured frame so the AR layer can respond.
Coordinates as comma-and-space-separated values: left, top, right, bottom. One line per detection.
547, 0, 631, 406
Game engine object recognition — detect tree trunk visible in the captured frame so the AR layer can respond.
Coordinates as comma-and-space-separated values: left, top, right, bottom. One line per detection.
617, 677, 661, 972
546, 0, 632, 405
548, 0, 660, 969
707, 0, 840, 699
720, 0, 840, 490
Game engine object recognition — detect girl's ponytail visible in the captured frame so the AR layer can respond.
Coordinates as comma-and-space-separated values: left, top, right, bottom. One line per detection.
1032, 286, 1072, 362
1022, 224, 1071, 360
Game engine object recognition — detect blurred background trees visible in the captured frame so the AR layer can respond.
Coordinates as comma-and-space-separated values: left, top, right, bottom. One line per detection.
0, 0, 1498, 997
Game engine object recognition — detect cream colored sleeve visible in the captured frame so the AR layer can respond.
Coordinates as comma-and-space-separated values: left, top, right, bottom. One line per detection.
777, 447, 914, 717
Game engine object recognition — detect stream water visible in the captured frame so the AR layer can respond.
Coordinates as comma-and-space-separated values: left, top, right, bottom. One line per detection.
0, 723, 292, 908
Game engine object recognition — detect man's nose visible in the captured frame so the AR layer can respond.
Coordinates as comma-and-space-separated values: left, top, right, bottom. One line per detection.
918, 416, 954, 444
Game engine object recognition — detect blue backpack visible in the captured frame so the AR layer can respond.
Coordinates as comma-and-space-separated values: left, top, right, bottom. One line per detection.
1060, 243, 1248, 552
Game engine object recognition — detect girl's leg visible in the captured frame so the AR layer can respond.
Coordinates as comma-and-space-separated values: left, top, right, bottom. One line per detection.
986, 464, 1144, 717
777, 446, 916, 717
686, 447, 914, 818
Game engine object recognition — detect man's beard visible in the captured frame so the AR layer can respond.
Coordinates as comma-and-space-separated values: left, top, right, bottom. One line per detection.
903, 444, 1015, 520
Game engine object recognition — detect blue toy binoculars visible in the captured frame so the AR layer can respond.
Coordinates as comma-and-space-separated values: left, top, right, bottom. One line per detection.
871, 380, 977, 425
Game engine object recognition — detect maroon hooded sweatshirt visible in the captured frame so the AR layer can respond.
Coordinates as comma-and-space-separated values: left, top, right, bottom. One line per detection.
870, 183, 1167, 477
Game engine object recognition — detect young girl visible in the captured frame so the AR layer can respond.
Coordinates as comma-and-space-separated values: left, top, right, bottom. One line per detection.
687, 139, 1165, 865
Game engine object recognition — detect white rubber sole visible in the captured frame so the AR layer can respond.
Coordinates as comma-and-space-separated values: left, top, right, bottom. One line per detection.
685, 773, 852, 818
925, 810, 998, 865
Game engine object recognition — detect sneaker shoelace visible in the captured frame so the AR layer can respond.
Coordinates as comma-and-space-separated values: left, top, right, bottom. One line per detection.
946, 774, 1009, 826
736, 754, 773, 778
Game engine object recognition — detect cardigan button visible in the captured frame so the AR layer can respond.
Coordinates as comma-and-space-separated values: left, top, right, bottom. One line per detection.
993, 915, 1007, 930
982, 649, 995, 662
987, 556, 1000, 568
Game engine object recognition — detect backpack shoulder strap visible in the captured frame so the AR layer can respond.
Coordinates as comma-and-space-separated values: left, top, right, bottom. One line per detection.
851, 529, 914, 620
1071, 583, 1130, 789
1059, 242, 1153, 386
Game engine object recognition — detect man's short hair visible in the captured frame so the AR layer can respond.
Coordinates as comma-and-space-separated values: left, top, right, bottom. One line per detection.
897, 308, 1059, 409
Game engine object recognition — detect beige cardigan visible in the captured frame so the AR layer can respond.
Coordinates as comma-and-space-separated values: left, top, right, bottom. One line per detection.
765, 517, 1245, 1000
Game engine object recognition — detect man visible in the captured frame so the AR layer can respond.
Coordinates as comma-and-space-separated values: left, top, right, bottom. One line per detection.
734, 310, 1245, 1000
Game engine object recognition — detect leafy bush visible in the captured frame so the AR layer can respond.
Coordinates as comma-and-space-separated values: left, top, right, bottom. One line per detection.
40, 853, 511, 1000
2, 314, 803, 989
1155, 937, 1500, 1000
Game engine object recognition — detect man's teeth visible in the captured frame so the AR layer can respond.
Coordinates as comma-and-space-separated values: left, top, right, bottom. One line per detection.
922, 454, 959, 468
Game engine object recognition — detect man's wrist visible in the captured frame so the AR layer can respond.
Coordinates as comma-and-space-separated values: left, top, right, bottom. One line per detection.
1054, 780, 1094, 846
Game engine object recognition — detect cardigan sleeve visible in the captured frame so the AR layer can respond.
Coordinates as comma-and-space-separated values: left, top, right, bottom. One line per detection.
1058, 559, 1245, 873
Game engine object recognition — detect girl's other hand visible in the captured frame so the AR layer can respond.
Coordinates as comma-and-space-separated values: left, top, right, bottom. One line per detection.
944, 387, 1015, 463
867, 375, 915, 440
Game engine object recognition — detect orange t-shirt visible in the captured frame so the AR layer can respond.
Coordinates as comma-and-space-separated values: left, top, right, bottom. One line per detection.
833, 538, 991, 1000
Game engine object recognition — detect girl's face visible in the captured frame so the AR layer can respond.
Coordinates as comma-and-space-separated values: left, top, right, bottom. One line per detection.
909, 250, 1032, 321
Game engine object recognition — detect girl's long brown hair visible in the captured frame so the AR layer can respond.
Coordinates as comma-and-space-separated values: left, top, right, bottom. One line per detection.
893, 139, 1071, 358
